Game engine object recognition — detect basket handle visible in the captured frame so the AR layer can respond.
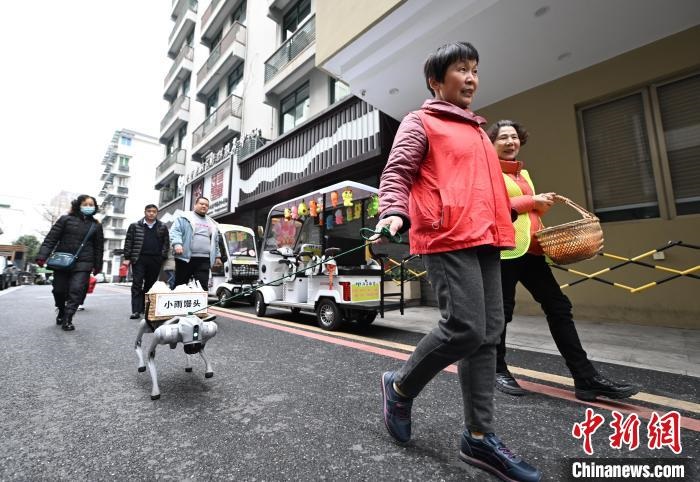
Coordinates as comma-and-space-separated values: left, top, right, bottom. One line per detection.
552, 195, 596, 219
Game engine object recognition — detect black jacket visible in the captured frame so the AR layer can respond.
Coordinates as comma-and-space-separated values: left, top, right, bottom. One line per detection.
123, 218, 170, 263
39, 214, 104, 272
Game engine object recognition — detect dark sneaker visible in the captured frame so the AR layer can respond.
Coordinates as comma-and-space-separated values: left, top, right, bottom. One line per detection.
381, 371, 413, 443
55, 308, 64, 325
574, 374, 638, 401
495, 371, 527, 396
130, 312, 141, 320
61, 319, 75, 331
460, 431, 542, 482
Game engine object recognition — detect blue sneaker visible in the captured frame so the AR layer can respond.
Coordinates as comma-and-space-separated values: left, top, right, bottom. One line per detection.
381, 371, 413, 443
460, 430, 542, 482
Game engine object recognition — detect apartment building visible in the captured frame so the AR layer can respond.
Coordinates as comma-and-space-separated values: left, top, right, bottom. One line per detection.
158, 0, 399, 230
98, 129, 160, 279
316, 0, 700, 327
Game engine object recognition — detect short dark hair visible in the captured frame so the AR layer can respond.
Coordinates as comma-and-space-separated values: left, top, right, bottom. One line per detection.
144, 204, 158, 211
486, 119, 529, 146
70, 194, 99, 216
195, 196, 210, 205
424, 42, 479, 96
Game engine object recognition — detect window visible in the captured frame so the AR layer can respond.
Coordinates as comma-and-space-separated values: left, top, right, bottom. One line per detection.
231, 0, 246, 25
120, 136, 132, 146
112, 197, 126, 214
178, 125, 187, 149
579, 72, 700, 221
656, 74, 700, 215
330, 78, 350, 104
206, 91, 219, 117
282, 0, 310, 41
118, 156, 130, 171
227, 62, 244, 96
166, 138, 175, 155
182, 76, 190, 97
280, 82, 310, 134
210, 29, 222, 50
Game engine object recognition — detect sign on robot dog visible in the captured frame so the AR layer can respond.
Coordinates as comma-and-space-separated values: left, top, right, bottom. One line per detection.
254, 180, 404, 331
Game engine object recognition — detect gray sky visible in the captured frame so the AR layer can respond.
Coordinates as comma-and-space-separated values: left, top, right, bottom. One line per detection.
0, 1, 169, 205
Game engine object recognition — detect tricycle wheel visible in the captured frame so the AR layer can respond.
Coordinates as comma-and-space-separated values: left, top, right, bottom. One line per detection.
355, 311, 377, 326
316, 298, 342, 331
255, 291, 267, 317
217, 289, 232, 308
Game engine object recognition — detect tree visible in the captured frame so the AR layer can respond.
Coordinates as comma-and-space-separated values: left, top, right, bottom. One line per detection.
13, 235, 41, 261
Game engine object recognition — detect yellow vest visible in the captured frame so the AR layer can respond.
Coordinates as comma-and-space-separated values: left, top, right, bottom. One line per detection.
501, 170, 536, 260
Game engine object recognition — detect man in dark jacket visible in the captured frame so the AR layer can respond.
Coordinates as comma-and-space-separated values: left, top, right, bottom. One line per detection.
122, 204, 170, 319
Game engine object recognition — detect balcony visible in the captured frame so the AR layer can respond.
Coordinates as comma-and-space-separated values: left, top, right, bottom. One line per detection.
201, 0, 245, 45
155, 149, 187, 189
164, 44, 194, 100
117, 186, 129, 195
103, 205, 126, 218
103, 227, 127, 239
192, 94, 242, 158
167, 0, 197, 59
160, 94, 190, 143
264, 15, 315, 96
196, 22, 246, 100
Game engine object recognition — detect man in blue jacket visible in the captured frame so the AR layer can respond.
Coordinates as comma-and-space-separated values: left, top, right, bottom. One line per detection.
169, 197, 222, 291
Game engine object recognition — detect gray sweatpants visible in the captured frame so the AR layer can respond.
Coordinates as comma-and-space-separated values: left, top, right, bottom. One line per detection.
396, 245, 504, 433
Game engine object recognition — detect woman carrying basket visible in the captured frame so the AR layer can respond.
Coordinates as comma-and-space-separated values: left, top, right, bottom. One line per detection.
487, 120, 638, 401
36, 195, 104, 331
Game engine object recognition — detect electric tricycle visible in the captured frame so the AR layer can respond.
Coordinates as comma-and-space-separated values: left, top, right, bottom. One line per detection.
254, 181, 403, 331
209, 224, 259, 306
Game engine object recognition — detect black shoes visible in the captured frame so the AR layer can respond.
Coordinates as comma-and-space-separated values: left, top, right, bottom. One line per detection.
61, 318, 75, 331
495, 371, 527, 396
460, 430, 542, 482
55, 308, 64, 325
381, 371, 413, 443
130, 312, 142, 320
575, 374, 638, 401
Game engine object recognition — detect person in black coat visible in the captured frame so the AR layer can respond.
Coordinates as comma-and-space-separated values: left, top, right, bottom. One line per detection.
122, 204, 170, 319
36, 195, 104, 331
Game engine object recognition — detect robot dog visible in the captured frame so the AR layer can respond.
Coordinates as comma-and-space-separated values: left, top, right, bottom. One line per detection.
134, 313, 218, 400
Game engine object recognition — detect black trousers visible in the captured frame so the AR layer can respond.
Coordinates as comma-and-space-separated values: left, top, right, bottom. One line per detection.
175, 257, 210, 291
131, 255, 163, 313
497, 253, 597, 381
52, 270, 90, 320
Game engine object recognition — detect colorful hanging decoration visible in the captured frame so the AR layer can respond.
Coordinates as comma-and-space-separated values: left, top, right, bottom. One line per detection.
284, 207, 292, 220
346, 206, 353, 222
335, 209, 344, 225
354, 201, 362, 220
325, 213, 334, 230
342, 188, 353, 207
367, 194, 379, 218
298, 200, 308, 217
318, 211, 324, 226
291, 205, 298, 220
331, 191, 339, 208
309, 199, 318, 217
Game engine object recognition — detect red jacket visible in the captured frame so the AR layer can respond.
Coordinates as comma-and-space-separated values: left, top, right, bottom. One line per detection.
379, 99, 515, 254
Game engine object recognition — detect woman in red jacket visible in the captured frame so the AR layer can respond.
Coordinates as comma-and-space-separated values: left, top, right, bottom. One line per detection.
375, 43, 540, 482
487, 119, 638, 401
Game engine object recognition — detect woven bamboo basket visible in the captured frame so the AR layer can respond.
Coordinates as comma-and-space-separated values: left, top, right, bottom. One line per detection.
534, 195, 603, 265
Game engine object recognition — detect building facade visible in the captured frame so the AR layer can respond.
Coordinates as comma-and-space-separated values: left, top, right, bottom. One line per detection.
158, 0, 399, 237
316, 0, 700, 327
98, 129, 160, 279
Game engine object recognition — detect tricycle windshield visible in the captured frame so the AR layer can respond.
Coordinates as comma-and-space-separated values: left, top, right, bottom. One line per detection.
224, 230, 256, 258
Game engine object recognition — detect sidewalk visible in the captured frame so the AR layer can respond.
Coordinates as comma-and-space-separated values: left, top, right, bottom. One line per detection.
375, 306, 700, 378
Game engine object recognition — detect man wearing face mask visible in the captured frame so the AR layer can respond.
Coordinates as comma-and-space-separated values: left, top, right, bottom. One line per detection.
36, 195, 104, 331
122, 204, 170, 319
169, 197, 222, 291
